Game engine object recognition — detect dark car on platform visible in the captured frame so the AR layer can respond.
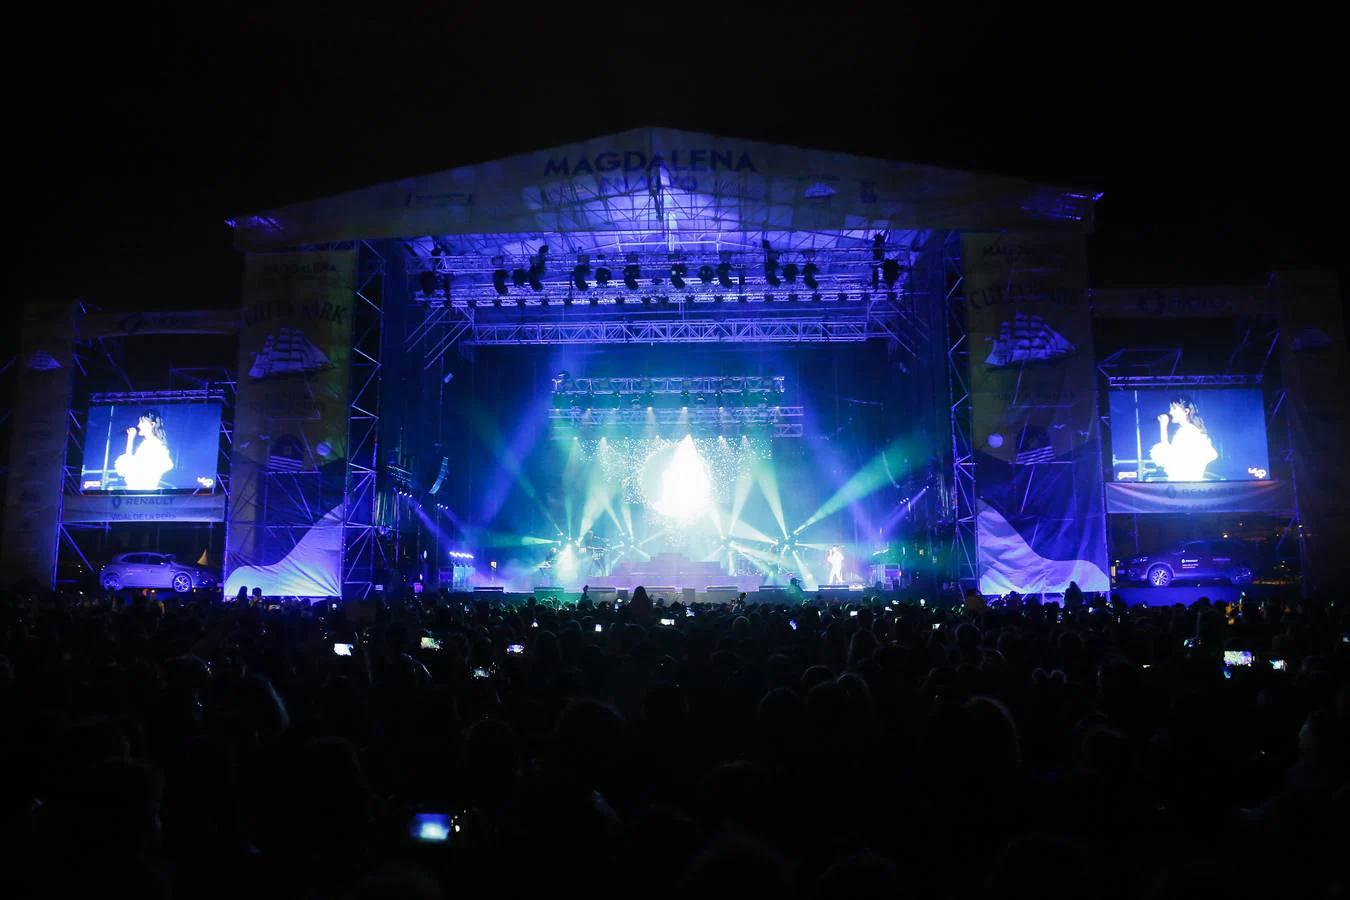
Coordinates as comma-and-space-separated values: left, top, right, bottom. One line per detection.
1124, 539, 1254, 587
99, 552, 217, 593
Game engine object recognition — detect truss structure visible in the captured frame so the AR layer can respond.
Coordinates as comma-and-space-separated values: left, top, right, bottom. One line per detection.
943, 234, 979, 588
341, 241, 386, 599
552, 375, 786, 395
549, 406, 805, 438
407, 240, 917, 310
403, 234, 932, 365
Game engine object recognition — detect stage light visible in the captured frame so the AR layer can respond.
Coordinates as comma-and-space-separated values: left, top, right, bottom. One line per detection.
882, 258, 901, 287
589, 294, 599, 306
738, 295, 748, 304
512, 268, 529, 288
595, 266, 612, 286
680, 389, 690, 405
670, 263, 687, 289
872, 232, 886, 261
716, 262, 734, 289
572, 263, 590, 290
782, 263, 799, 284
492, 295, 502, 308
811, 292, 822, 303
623, 263, 641, 290
493, 269, 509, 295
698, 265, 715, 284
763, 292, 774, 303
713, 294, 724, 303
835, 292, 847, 303
763, 242, 780, 287
684, 295, 694, 304
419, 271, 438, 296
803, 263, 819, 289
787, 292, 799, 303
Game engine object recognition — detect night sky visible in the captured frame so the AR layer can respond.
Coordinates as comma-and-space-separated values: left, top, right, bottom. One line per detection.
5, 6, 1341, 329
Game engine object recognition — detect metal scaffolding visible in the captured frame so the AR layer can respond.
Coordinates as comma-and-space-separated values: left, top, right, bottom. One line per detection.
403, 234, 931, 364
944, 233, 979, 588
341, 241, 386, 598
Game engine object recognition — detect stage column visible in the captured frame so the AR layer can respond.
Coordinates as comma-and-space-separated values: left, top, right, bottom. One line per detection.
1, 302, 77, 588
960, 233, 1109, 595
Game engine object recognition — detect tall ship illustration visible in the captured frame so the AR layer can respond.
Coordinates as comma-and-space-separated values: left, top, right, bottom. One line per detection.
985, 312, 1076, 368
249, 328, 333, 379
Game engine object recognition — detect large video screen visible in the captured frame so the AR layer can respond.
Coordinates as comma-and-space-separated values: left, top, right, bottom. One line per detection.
1109, 388, 1269, 483
81, 403, 222, 492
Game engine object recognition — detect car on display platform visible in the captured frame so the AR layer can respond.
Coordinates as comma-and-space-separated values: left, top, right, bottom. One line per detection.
99, 552, 217, 593
1123, 539, 1254, 587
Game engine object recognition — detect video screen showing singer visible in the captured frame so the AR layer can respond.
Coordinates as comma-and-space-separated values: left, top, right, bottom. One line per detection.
114, 410, 174, 491
1149, 396, 1217, 483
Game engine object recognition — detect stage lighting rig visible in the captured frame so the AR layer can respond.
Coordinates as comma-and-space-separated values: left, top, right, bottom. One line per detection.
882, 258, 901, 288
698, 265, 715, 284
512, 268, 529, 289
572, 258, 591, 290
782, 263, 799, 284
492, 257, 509, 295
623, 260, 641, 290
803, 262, 819, 289
762, 240, 781, 287
595, 265, 612, 286
872, 232, 887, 261
716, 261, 734, 289
670, 262, 687, 289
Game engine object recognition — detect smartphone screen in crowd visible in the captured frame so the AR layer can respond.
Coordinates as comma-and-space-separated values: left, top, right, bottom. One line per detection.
506, 643, 524, 655
333, 643, 353, 657
420, 636, 441, 651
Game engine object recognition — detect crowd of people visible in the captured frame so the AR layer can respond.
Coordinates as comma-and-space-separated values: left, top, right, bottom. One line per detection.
0, 583, 1346, 899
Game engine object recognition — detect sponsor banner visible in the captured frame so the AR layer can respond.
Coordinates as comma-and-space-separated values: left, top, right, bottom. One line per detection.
1104, 480, 1292, 514
1, 303, 77, 587
80, 308, 241, 339
230, 127, 1095, 251
62, 492, 226, 523
224, 250, 356, 597
1089, 286, 1272, 319
962, 233, 1108, 594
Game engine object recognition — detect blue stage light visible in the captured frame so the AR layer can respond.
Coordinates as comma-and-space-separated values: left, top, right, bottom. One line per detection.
803, 263, 819, 289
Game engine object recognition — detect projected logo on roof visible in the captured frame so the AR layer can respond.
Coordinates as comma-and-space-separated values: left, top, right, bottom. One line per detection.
544, 149, 756, 178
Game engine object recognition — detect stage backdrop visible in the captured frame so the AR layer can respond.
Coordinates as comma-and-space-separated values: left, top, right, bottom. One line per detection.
224, 250, 356, 597
962, 233, 1109, 594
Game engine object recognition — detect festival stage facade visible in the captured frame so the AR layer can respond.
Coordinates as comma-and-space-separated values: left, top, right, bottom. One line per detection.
3, 128, 1346, 600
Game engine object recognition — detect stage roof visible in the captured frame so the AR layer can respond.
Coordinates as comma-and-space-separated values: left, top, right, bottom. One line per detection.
228, 127, 1100, 255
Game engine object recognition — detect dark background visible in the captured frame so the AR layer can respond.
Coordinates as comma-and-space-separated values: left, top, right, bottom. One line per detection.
3, 5, 1341, 324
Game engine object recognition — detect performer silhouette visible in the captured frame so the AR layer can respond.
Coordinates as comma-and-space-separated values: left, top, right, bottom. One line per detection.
826, 545, 845, 585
